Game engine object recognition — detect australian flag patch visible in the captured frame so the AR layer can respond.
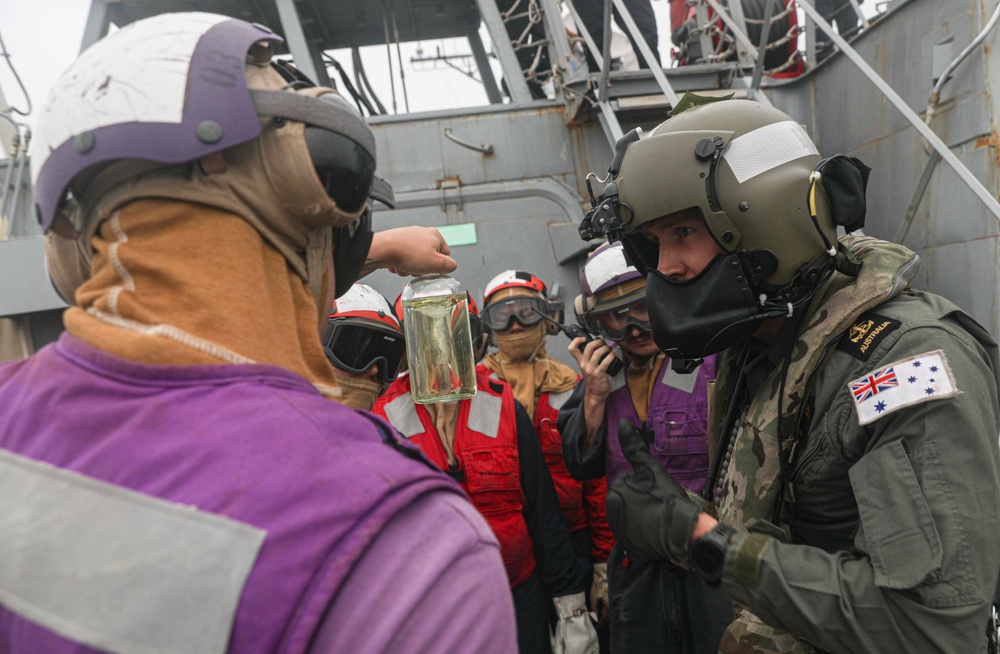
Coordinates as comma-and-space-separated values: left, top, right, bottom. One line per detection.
848, 350, 958, 425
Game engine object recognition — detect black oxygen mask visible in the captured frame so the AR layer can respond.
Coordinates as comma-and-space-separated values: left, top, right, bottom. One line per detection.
645, 251, 767, 367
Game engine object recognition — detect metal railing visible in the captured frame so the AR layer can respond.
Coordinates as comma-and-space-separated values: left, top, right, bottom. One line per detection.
493, 0, 1000, 225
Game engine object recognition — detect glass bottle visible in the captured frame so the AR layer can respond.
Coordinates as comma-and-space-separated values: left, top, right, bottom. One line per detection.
401, 274, 477, 403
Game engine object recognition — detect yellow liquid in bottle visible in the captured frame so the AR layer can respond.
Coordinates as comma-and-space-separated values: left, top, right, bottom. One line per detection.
403, 294, 477, 404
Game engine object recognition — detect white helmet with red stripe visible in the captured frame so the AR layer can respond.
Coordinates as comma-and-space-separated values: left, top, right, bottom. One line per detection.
324, 283, 406, 385
329, 283, 400, 332
483, 270, 547, 303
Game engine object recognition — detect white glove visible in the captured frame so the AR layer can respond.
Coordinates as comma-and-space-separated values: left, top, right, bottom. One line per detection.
590, 562, 610, 623
550, 592, 599, 654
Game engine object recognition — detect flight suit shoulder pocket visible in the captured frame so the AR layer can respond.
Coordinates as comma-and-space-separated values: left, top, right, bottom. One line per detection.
849, 439, 942, 589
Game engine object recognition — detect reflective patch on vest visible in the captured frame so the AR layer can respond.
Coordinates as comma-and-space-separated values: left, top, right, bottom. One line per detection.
836, 312, 901, 361
663, 360, 699, 393
384, 394, 425, 438
547, 388, 575, 411
0, 448, 265, 654
848, 349, 958, 425
469, 391, 503, 438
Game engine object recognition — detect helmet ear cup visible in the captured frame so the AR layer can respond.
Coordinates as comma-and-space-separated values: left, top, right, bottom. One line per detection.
545, 298, 564, 335
473, 325, 492, 363
813, 155, 871, 234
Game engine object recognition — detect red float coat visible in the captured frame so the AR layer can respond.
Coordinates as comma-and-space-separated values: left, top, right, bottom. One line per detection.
535, 389, 614, 562
375, 371, 537, 588
479, 364, 614, 563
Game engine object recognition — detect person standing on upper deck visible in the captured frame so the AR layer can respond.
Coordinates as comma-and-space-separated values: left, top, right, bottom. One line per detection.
574, 0, 660, 70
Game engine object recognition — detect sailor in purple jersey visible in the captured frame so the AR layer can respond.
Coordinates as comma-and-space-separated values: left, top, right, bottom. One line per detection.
558, 242, 733, 654
0, 11, 514, 654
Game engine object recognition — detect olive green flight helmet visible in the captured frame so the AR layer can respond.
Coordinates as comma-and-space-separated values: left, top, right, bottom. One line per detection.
615, 98, 837, 288
578, 96, 870, 366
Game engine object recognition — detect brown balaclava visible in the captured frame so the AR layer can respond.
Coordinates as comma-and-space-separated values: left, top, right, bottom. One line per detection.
483, 287, 578, 418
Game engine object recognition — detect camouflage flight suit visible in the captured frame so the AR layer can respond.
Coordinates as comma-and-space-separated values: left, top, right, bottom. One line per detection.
707, 235, 1000, 654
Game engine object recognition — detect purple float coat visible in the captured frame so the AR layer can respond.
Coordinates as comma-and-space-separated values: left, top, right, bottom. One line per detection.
604, 355, 716, 489
0, 334, 516, 653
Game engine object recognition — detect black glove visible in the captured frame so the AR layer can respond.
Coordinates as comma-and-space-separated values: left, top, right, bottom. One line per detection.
605, 419, 702, 567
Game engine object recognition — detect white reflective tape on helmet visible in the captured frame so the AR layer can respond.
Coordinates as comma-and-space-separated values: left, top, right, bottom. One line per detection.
723, 121, 819, 184
31, 13, 229, 184
584, 244, 638, 296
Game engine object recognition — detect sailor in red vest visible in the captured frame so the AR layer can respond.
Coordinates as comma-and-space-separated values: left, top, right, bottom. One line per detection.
374, 293, 599, 654
481, 271, 616, 630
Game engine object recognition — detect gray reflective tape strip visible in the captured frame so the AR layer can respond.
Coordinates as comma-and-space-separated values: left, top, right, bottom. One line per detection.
384, 394, 425, 438
662, 361, 699, 393
249, 89, 376, 158
547, 388, 576, 411
0, 448, 266, 654
468, 391, 503, 438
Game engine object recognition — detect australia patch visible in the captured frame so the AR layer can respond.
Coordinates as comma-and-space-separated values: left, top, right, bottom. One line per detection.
836, 313, 901, 361
848, 349, 958, 425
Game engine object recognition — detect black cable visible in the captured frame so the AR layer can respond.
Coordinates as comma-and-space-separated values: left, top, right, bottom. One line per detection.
700, 343, 752, 501
323, 53, 376, 116
353, 48, 387, 115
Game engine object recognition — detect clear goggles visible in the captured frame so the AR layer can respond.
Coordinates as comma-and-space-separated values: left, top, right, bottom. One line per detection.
590, 300, 651, 341
322, 320, 406, 384
482, 296, 550, 332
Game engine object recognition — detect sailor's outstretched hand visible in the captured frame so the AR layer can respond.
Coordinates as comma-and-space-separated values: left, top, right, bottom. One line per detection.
605, 419, 702, 567
368, 226, 457, 277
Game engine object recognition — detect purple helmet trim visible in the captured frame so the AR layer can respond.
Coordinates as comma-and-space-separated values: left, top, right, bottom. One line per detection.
34, 19, 282, 230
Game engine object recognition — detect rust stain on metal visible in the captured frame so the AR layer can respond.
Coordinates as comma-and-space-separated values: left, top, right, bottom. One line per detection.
974, 131, 1000, 175
436, 176, 462, 189
974, 132, 1000, 150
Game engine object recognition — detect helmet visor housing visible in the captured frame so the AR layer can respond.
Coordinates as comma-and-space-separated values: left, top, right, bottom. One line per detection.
322, 320, 406, 384
482, 296, 550, 332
